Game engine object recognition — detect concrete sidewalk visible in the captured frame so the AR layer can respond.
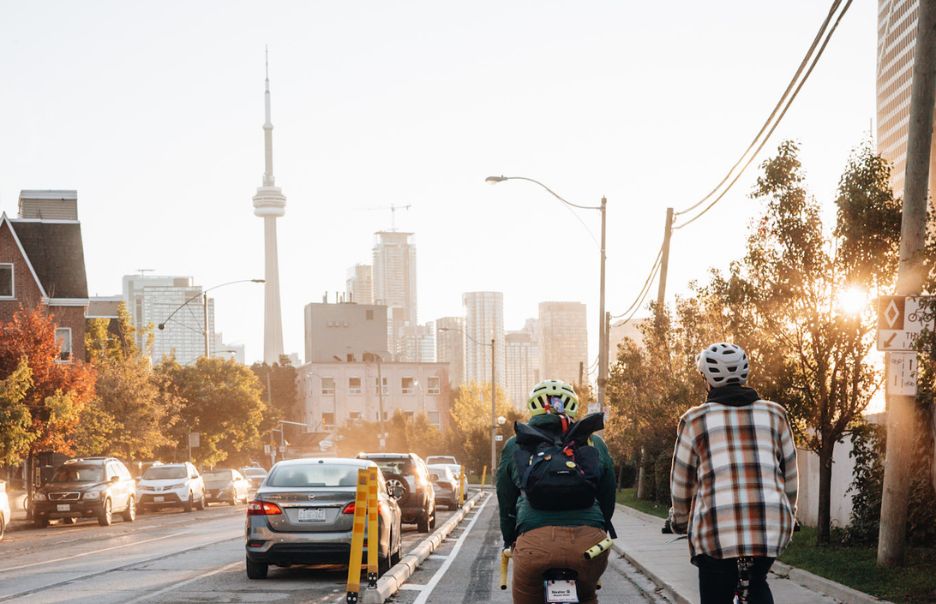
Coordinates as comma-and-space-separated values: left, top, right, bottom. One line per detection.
611, 503, 890, 604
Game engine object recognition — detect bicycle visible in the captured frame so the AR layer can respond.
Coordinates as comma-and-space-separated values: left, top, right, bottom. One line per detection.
662, 518, 754, 604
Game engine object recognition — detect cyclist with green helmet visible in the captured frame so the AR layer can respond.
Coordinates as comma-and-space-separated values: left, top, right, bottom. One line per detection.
496, 379, 617, 604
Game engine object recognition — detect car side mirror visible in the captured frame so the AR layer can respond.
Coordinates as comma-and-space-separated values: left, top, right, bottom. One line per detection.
110, 475, 120, 483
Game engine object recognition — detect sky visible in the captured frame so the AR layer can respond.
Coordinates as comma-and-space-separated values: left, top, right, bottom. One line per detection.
0, 1, 877, 377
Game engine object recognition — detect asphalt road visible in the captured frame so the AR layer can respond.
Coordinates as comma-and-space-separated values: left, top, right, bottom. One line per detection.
0, 495, 667, 603
0, 501, 457, 603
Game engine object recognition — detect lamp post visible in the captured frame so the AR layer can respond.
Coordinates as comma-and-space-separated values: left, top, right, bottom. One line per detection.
158, 279, 264, 358
364, 352, 388, 451
485, 175, 607, 411
439, 327, 497, 481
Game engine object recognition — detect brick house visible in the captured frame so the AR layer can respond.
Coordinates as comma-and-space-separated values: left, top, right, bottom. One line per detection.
0, 191, 89, 362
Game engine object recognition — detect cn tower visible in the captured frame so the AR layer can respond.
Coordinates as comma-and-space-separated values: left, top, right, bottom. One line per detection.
252, 48, 286, 364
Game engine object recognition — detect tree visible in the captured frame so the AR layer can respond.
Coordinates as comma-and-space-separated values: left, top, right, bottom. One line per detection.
448, 382, 522, 475
251, 357, 300, 444
0, 359, 34, 466
75, 305, 179, 460
157, 356, 267, 468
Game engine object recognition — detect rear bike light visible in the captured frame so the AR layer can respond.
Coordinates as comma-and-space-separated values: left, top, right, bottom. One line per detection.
247, 500, 282, 516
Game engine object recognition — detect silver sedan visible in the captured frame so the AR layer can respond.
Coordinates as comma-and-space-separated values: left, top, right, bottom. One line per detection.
245, 458, 403, 580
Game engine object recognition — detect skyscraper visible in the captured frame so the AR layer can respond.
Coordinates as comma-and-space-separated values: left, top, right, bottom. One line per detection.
877, 0, 936, 197
463, 291, 506, 390
373, 231, 417, 357
252, 49, 286, 364
538, 301, 588, 386
436, 316, 466, 387
505, 329, 539, 410
346, 264, 374, 305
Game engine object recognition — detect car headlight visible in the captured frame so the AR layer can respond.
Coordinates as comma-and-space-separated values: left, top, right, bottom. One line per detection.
34, 492, 47, 501
83, 490, 102, 500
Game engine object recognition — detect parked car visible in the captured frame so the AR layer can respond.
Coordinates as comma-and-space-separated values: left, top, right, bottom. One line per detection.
356, 452, 436, 532
137, 462, 206, 513
427, 465, 458, 510
131, 460, 163, 480
0, 481, 10, 540
203, 468, 251, 505
425, 455, 458, 466
244, 457, 402, 580
240, 466, 268, 490
33, 457, 137, 527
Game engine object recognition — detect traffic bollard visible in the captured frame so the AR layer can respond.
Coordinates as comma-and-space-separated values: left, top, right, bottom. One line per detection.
345, 469, 369, 604
480, 465, 487, 488
366, 466, 379, 590
459, 465, 467, 505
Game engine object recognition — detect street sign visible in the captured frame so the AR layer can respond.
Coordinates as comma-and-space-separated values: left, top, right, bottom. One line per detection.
495, 434, 503, 442
877, 296, 934, 351
188, 432, 200, 448
888, 352, 918, 396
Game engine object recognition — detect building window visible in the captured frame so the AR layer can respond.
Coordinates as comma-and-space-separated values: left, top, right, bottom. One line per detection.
427, 376, 441, 395
349, 377, 362, 394
322, 412, 335, 429
0, 264, 12, 299
374, 377, 388, 395
401, 377, 416, 395
55, 328, 72, 363
427, 412, 441, 426
349, 411, 362, 421
321, 377, 336, 396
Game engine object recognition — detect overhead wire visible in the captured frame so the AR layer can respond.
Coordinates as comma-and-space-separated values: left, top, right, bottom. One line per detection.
672, 0, 849, 228
673, 0, 853, 231
610, 245, 663, 320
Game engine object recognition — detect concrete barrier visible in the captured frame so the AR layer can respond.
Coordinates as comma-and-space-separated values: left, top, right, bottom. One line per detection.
363, 489, 486, 604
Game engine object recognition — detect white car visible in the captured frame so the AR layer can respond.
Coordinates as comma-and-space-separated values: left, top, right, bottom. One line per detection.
0, 481, 10, 540
137, 462, 206, 513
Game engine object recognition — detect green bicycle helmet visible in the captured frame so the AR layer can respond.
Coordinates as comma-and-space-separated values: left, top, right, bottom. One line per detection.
527, 379, 580, 418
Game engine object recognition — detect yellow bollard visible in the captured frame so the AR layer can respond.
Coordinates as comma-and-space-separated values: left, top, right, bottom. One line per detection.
459, 465, 467, 505
499, 548, 511, 590
345, 468, 369, 604
366, 466, 379, 589
480, 465, 487, 488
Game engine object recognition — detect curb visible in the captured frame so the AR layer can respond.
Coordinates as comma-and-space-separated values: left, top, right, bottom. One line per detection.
771, 561, 893, 604
362, 490, 486, 604
609, 540, 689, 604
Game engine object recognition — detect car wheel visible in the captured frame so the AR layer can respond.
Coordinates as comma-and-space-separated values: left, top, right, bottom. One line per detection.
196, 493, 206, 511
0, 513, 5, 540
386, 478, 407, 501
35, 516, 48, 529
416, 512, 430, 533
184, 492, 194, 513
122, 495, 136, 522
245, 556, 268, 580
98, 498, 113, 527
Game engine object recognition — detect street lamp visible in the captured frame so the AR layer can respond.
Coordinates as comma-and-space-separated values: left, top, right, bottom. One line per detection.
157, 279, 264, 358
485, 175, 607, 412
439, 326, 497, 483
363, 351, 388, 451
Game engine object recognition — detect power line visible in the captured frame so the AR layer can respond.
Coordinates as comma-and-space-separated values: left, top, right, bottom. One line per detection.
611, 245, 663, 319
673, 0, 850, 225
673, 0, 852, 230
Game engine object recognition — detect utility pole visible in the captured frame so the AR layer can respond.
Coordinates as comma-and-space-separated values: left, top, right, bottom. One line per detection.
377, 355, 386, 451
656, 208, 674, 323
597, 196, 608, 412
490, 337, 496, 484
203, 291, 210, 358
877, 0, 936, 567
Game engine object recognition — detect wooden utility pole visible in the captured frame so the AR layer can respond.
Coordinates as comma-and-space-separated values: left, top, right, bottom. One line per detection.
877, 0, 936, 567
656, 208, 675, 323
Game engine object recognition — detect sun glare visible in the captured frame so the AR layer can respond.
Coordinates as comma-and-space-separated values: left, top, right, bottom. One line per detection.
837, 286, 869, 316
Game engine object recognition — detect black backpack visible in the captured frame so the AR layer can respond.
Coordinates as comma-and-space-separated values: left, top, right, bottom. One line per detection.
513, 413, 605, 512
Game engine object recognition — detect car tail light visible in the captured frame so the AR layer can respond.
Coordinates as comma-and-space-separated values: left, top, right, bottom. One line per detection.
247, 500, 282, 516
342, 502, 381, 515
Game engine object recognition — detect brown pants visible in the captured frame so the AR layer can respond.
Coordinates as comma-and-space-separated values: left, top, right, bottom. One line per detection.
512, 525, 610, 604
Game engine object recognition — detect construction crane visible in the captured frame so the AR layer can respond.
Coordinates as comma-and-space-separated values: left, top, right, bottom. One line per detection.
363, 203, 412, 231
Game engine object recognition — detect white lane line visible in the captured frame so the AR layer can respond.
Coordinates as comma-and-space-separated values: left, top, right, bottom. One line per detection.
125, 559, 241, 603
411, 494, 491, 604
0, 530, 192, 572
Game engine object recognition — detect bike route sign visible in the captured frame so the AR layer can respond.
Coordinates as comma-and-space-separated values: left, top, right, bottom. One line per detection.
877, 296, 934, 351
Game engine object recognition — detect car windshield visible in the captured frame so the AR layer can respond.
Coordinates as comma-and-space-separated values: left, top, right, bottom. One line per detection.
50, 465, 104, 483
142, 466, 187, 480
204, 470, 233, 480
267, 463, 361, 488
427, 456, 457, 465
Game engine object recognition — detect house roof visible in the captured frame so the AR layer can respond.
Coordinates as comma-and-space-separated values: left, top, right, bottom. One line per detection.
8, 220, 88, 299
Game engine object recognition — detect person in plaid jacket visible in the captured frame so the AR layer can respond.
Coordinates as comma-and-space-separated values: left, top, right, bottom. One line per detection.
669, 343, 798, 604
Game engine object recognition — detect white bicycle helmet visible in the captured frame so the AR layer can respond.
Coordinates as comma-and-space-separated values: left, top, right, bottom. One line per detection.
696, 343, 749, 387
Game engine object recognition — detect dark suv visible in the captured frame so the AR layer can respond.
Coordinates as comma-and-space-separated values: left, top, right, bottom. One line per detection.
357, 452, 436, 532
34, 457, 137, 527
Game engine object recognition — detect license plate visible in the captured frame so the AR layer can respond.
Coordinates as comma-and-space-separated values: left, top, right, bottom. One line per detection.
154, 496, 165, 503
545, 579, 578, 603
56, 504, 70, 512
297, 508, 327, 522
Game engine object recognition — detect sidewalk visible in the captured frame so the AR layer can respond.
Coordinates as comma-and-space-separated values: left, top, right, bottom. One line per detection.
612, 503, 891, 604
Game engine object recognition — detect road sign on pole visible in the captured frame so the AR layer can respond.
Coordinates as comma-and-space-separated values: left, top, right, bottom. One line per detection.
877, 296, 934, 351
888, 352, 918, 396
188, 432, 200, 448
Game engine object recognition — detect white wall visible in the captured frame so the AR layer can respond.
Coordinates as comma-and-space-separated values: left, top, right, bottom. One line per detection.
794, 439, 855, 528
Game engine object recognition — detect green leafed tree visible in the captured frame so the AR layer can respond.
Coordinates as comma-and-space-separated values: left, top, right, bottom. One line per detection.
0, 359, 35, 466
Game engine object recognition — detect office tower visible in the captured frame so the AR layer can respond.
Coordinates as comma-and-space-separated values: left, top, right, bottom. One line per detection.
398, 322, 435, 363
436, 316, 466, 387
346, 264, 374, 305
372, 231, 417, 356
505, 329, 539, 409
463, 291, 506, 389
538, 301, 588, 386
252, 50, 286, 364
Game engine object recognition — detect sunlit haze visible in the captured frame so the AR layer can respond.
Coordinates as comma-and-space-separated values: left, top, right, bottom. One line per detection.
0, 1, 876, 369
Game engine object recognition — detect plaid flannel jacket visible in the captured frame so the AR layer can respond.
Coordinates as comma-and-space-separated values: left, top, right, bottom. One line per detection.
669, 398, 798, 560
